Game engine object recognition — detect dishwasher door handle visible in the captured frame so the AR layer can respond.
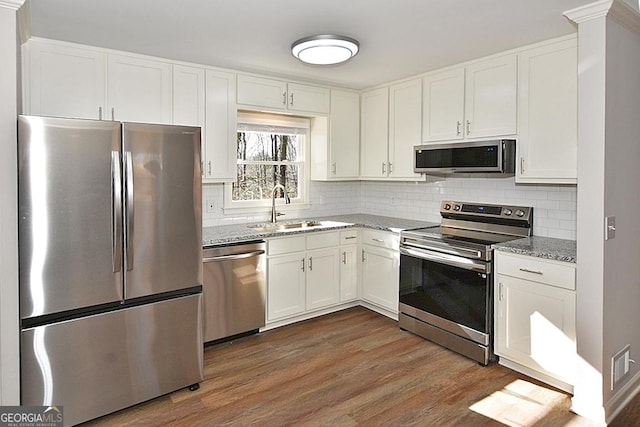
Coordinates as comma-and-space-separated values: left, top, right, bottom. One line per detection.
203, 250, 265, 262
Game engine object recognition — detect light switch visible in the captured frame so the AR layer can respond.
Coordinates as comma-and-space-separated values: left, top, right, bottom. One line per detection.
605, 216, 616, 240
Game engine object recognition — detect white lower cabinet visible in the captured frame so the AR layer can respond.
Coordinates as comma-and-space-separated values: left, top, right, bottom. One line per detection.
494, 251, 576, 392
305, 247, 340, 311
360, 230, 400, 315
339, 230, 359, 302
267, 253, 307, 320
267, 232, 342, 323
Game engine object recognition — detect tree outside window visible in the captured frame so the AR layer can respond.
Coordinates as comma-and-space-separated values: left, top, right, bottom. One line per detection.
233, 130, 301, 201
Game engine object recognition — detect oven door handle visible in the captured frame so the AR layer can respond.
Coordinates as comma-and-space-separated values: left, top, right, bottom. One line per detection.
400, 246, 489, 273
401, 239, 483, 260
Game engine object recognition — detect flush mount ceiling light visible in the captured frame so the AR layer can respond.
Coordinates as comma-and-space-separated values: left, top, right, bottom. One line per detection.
291, 35, 359, 65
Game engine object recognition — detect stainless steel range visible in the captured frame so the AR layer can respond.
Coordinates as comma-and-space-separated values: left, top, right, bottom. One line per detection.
398, 200, 533, 365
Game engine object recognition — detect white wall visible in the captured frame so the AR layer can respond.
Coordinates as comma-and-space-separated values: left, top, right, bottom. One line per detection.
602, 6, 640, 418
203, 177, 577, 240
0, 2, 22, 406
566, 0, 640, 423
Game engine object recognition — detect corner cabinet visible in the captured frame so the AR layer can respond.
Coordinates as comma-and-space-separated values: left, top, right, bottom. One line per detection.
310, 89, 360, 180
494, 251, 576, 393
360, 79, 421, 180
422, 54, 517, 143
22, 39, 106, 120
516, 37, 577, 184
237, 75, 330, 114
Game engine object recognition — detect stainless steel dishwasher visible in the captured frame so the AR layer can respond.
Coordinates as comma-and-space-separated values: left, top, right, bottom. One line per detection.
202, 240, 266, 343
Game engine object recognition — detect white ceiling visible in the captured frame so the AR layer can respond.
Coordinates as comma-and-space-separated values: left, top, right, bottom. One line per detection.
25, 0, 593, 90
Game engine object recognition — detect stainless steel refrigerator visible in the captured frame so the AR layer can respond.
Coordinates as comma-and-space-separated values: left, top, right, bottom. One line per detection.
18, 115, 204, 426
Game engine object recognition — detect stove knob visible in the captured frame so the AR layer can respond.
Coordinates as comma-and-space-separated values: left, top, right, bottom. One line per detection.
453, 205, 461, 211
515, 209, 525, 217
444, 203, 451, 210
503, 209, 513, 216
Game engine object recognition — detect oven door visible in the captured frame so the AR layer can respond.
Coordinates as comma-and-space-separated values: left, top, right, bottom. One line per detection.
399, 245, 492, 343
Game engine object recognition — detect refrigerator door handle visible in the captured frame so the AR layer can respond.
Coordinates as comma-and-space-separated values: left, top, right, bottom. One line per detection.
124, 151, 134, 271
111, 151, 123, 273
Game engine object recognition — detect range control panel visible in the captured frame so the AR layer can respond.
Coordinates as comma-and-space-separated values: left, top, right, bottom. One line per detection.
440, 200, 532, 221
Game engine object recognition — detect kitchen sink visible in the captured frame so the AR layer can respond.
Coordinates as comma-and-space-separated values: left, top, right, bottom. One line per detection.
247, 220, 323, 232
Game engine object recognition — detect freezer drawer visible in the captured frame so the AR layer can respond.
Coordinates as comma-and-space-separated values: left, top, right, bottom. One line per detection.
203, 241, 266, 342
21, 293, 203, 427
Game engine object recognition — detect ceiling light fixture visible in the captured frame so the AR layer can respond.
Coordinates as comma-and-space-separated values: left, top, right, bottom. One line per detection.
291, 35, 359, 65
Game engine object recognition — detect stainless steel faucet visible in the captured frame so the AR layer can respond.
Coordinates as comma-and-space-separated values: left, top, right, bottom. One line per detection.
270, 184, 290, 223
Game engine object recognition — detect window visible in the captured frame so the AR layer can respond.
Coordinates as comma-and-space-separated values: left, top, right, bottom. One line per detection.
224, 112, 309, 211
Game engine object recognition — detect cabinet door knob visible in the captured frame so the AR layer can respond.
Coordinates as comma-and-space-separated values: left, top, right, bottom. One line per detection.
301, 258, 305, 272
466, 120, 471, 135
361, 249, 366, 262
99, 107, 103, 120
308, 256, 313, 271
520, 157, 526, 174
282, 91, 287, 106
342, 252, 346, 264
290, 92, 294, 106
382, 162, 386, 175
111, 107, 115, 121
456, 120, 461, 136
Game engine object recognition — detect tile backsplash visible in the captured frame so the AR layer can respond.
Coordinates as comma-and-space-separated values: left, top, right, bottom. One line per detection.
203, 176, 576, 240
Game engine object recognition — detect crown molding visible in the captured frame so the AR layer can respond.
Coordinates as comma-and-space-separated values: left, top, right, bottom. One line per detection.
609, 0, 640, 35
564, 0, 614, 24
564, 0, 640, 35
0, 0, 25, 10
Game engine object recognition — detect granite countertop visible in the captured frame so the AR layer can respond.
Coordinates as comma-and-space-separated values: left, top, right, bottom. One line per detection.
493, 236, 576, 263
203, 214, 438, 247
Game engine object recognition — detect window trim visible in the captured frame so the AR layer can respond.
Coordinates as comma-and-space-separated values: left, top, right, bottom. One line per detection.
223, 112, 311, 214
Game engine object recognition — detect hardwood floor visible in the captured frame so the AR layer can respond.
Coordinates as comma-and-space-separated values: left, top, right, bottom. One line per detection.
84, 307, 634, 426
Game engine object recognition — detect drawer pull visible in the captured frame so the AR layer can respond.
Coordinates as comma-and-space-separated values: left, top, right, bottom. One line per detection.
519, 268, 543, 275
344, 236, 357, 240
372, 238, 385, 243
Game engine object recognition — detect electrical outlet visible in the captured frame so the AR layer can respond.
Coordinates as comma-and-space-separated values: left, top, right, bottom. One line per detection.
206, 200, 215, 213
611, 344, 631, 389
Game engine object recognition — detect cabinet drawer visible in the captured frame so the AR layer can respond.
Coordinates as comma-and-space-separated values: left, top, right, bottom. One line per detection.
268, 235, 306, 256
361, 229, 399, 250
340, 229, 358, 244
496, 252, 575, 290
306, 231, 339, 250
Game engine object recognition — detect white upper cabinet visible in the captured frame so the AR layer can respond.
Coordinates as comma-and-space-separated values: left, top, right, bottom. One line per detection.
204, 70, 237, 182
172, 65, 205, 127
237, 75, 329, 114
310, 89, 360, 180
107, 54, 173, 124
516, 37, 577, 184
23, 40, 106, 120
464, 55, 517, 138
422, 54, 517, 143
388, 79, 422, 179
422, 68, 465, 141
360, 80, 422, 180
360, 87, 389, 179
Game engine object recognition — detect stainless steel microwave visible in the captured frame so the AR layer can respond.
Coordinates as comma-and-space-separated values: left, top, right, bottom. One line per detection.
414, 139, 516, 174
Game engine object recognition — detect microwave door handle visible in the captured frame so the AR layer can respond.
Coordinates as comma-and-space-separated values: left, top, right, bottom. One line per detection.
400, 247, 487, 273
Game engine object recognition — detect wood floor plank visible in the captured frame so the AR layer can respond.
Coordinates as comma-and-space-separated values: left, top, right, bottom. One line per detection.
83, 307, 636, 426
